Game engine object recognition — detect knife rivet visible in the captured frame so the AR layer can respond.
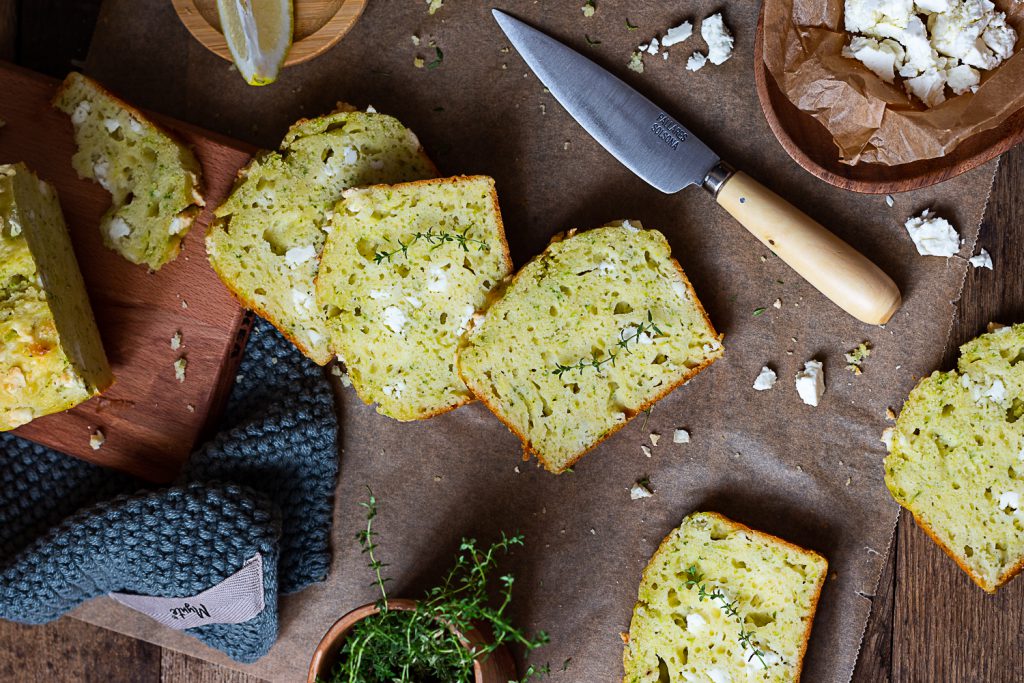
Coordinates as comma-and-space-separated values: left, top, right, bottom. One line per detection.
739, 197, 746, 203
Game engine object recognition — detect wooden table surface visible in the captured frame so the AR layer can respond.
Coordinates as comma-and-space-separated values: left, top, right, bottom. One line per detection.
3, 1, 1024, 681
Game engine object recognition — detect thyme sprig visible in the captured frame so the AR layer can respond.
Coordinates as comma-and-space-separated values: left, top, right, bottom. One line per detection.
552, 311, 662, 378
373, 227, 489, 264
324, 489, 548, 683
684, 565, 767, 670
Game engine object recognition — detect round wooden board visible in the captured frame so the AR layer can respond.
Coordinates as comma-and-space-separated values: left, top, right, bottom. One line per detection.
753, 9, 1024, 194
172, 0, 367, 67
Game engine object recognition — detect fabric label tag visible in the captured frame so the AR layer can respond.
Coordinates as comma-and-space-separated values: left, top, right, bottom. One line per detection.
109, 553, 265, 630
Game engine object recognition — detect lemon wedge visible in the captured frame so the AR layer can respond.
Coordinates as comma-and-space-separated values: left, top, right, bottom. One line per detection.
217, 0, 293, 86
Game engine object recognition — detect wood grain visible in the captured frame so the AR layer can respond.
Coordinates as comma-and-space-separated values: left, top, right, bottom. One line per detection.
0, 617, 161, 682
171, 0, 367, 67
161, 649, 265, 682
0, 62, 256, 482
753, 11, 1024, 195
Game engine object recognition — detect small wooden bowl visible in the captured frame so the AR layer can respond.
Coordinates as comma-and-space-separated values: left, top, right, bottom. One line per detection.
172, 0, 367, 67
753, 10, 1024, 194
307, 599, 518, 683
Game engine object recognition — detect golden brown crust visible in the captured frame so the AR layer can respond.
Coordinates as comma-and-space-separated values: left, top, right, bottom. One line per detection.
457, 222, 723, 474
622, 512, 828, 682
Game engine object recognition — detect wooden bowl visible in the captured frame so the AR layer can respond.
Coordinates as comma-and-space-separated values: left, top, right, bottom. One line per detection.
753, 10, 1024, 194
307, 599, 518, 683
172, 0, 367, 67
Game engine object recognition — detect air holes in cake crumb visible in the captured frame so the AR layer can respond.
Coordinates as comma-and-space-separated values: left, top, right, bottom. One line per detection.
653, 354, 668, 365
322, 148, 334, 163
1007, 398, 1024, 423
254, 287, 266, 296
614, 301, 634, 315
549, 306, 558, 317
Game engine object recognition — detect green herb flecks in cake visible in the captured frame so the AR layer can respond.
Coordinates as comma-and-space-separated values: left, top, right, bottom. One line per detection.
316, 176, 511, 421
207, 106, 436, 364
53, 72, 204, 271
885, 323, 1024, 592
457, 221, 722, 474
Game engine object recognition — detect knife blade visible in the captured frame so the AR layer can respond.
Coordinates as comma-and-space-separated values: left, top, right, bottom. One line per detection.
493, 10, 902, 325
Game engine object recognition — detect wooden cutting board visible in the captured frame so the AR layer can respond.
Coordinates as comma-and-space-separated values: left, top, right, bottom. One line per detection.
0, 61, 257, 483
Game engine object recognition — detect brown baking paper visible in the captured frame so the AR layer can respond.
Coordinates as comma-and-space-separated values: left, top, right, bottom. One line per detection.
763, 0, 1024, 165
68, 1, 999, 681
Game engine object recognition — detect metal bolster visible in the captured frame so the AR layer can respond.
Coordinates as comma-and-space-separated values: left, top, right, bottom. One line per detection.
701, 161, 736, 197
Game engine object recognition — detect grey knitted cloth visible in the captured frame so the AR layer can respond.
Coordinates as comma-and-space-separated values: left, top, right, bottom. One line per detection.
0, 319, 338, 663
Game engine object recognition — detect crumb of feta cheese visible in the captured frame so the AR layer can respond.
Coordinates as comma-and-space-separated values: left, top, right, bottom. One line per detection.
662, 20, 693, 47
673, 428, 691, 443
686, 52, 708, 71
845, 341, 872, 374
649, 433, 661, 447
174, 357, 187, 383
186, 403, 195, 413
414, 56, 425, 68
411, 35, 421, 46
582, 0, 595, 17
753, 366, 777, 391
885, 194, 895, 207
170, 331, 182, 350
773, 298, 782, 309
886, 407, 897, 420
181, 299, 188, 309
628, 51, 645, 73
641, 444, 652, 457
843, 36, 905, 83
904, 209, 960, 257
701, 13, 734, 65
89, 429, 105, 450
969, 248, 993, 270
426, 0, 443, 14
630, 479, 654, 500
795, 360, 825, 406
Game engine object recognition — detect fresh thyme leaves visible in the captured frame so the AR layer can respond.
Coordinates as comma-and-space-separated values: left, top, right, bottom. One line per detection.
552, 311, 662, 377
325, 490, 548, 683
684, 565, 768, 670
373, 227, 489, 264
753, 307, 766, 317
426, 46, 444, 69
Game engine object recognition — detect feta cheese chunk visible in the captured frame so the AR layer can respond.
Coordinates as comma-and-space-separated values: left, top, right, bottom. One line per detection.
89, 428, 105, 450
998, 491, 1020, 511
284, 244, 316, 267
904, 68, 947, 107
945, 63, 981, 94
795, 360, 825, 407
630, 480, 654, 500
685, 612, 707, 633
687, 52, 709, 72
662, 21, 694, 47
969, 248, 993, 270
843, 36, 905, 82
701, 14, 734, 65
673, 428, 691, 444
753, 366, 778, 391
382, 306, 408, 334
904, 209, 960, 256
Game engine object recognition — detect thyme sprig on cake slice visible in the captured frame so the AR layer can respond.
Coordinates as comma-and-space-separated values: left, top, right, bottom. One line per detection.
373, 226, 489, 264
321, 489, 548, 683
553, 311, 663, 377
684, 564, 767, 669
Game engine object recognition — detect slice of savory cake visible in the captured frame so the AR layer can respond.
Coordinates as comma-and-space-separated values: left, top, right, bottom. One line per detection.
884, 323, 1024, 592
316, 176, 512, 420
0, 163, 113, 430
207, 107, 436, 364
53, 72, 204, 271
623, 512, 827, 683
456, 221, 723, 473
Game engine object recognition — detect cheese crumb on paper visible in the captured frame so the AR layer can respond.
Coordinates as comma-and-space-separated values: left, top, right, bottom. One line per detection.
701, 13, 734, 65
672, 428, 690, 444
170, 331, 182, 350
795, 360, 825, 407
630, 479, 654, 500
686, 52, 708, 71
753, 366, 777, 391
174, 357, 187, 383
904, 209, 961, 257
89, 429, 105, 450
662, 20, 693, 47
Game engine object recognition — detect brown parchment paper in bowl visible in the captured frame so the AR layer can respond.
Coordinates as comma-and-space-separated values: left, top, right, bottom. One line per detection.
763, 0, 1024, 165
69, 1, 999, 681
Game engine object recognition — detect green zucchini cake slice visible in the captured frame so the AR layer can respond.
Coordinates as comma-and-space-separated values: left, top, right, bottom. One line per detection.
207, 106, 436, 364
885, 323, 1024, 592
316, 176, 511, 420
1, 163, 113, 430
53, 72, 204, 271
623, 512, 827, 683
456, 221, 723, 474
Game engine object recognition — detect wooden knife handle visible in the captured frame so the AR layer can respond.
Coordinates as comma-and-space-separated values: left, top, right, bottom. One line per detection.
715, 171, 901, 325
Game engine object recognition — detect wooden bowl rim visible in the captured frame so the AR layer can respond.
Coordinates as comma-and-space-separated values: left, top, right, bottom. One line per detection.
307, 599, 507, 683
753, 7, 1024, 194
171, 0, 368, 67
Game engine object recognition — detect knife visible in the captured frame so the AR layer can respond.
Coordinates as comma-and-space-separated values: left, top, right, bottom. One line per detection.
493, 10, 902, 325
